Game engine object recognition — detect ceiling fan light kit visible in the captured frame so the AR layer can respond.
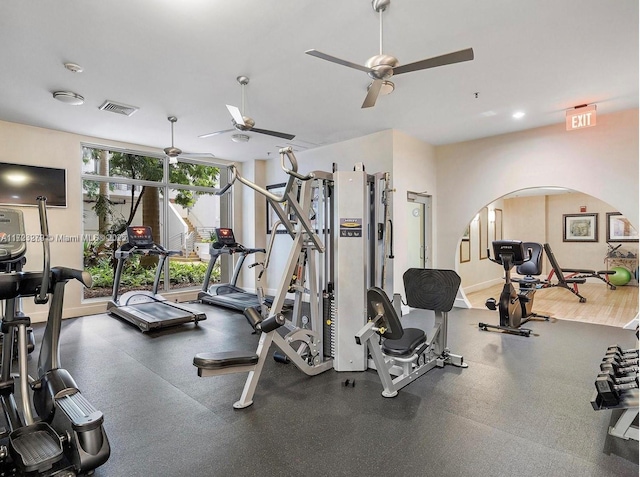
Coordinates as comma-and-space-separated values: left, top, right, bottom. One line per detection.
305, 0, 474, 108
231, 134, 250, 143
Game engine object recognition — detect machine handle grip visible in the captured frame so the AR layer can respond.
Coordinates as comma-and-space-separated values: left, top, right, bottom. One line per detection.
279, 147, 315, 181
219, 149, 314, 204
35, 196, 50, 304
52, 267, 93, 288
216, 181, 234, 196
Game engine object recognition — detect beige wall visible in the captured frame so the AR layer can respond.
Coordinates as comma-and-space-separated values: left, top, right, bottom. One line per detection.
546, 192, 638, 272
1, 107, 637, 321
436, 109, 639, 287
0, 119, 234, 321
255, 129, 438, 298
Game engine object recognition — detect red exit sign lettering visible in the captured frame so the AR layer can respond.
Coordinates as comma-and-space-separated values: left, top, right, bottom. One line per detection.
566, 105, 597, 131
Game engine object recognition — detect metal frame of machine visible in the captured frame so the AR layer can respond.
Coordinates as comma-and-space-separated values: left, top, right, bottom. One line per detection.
194, 148, 394, 407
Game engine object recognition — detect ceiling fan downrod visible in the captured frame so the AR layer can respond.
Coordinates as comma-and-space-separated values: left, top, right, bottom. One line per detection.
373, 0, 389, 55
237, 76, 249, 116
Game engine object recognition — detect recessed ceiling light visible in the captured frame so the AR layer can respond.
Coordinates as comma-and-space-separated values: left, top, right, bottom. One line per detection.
52, 91, 85, 106
512, 111, 525, 119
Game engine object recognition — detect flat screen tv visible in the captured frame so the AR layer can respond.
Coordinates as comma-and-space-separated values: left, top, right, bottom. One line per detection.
0, 162, 66, 207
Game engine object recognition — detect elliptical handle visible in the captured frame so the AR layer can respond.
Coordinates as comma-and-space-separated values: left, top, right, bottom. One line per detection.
35, 196, 50, 304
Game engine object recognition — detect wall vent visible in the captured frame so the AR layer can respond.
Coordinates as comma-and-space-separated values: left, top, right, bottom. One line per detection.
98, 100, 139, 116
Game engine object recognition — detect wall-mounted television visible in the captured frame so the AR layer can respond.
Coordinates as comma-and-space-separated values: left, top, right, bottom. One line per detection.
0, 162, 66, 207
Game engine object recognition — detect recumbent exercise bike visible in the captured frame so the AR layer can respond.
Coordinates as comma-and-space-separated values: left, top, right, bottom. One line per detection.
479, 240, 549, 337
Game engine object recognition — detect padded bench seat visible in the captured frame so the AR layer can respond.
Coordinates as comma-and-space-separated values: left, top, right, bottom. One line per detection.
563, 268, 615, 275
194, 351, 259, 370
381, 328, 427, 357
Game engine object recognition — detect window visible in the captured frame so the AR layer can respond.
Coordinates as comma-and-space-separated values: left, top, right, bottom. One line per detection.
81, 146, 227, 299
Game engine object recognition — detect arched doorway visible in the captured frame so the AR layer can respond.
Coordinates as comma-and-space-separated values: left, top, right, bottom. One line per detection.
455, 187, 638, 328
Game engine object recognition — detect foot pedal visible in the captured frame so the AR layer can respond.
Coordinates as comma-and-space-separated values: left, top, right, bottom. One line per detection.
57, 392, 104, 431
9, 422, 63, 473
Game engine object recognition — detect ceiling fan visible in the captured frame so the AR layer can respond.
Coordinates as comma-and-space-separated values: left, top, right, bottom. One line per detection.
164, 116, 215, 164
198, 76, 295, 141
305, 0, 474, 108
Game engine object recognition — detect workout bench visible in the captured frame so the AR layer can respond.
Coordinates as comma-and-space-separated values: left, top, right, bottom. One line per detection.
542, 243, 616, 303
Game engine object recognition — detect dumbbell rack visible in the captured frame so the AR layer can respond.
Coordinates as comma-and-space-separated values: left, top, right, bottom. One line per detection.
590, 345, 639, 441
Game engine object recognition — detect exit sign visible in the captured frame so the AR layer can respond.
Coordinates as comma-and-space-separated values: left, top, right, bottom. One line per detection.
566, 105, 597, 131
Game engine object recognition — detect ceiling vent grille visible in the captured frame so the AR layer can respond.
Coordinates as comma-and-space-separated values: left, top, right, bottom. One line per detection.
99, 100, 139, 117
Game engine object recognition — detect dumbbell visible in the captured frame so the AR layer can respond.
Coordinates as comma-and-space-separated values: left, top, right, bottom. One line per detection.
605, 348, 638, 359
598, 368, 638, 385
595, 374, 639, 407
602, 355, 639, 368
600, 361, 639, 376
606, 345, 639, 358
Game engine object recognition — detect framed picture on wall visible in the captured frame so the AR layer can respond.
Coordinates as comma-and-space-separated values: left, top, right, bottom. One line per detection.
460, 238, 470, 263
606, 212, 639, 242
563, 213, 598, 242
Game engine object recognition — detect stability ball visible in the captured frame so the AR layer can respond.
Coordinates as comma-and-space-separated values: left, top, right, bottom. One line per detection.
609, 267, 632, 286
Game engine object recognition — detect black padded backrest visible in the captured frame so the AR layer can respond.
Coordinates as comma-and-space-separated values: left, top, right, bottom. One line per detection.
516, 242, 544, 276
403, 269, 461, 312
367, 287, 404, 340
543, 243, 563, 276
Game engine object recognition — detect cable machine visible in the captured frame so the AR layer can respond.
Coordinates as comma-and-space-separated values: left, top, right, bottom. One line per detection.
194, 148, 393, 407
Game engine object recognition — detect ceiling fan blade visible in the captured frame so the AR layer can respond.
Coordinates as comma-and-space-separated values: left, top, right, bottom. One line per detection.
362, 79, 383, 109
226, 104, 246, 126
305, 49, 372, 73
180, 152, 216, 159
198, 128, 235, 139
251, 128, 296, 140
393, 48, 474, 75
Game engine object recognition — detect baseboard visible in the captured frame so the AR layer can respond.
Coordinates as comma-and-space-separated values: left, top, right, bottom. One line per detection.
463, 277, 503, 294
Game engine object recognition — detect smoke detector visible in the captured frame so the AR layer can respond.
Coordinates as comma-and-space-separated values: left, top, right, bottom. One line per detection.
231, 134, 250, 143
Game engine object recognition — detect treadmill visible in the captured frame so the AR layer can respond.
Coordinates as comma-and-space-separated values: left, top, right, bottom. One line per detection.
198, 228, 267, 312
107, 226, 206, 332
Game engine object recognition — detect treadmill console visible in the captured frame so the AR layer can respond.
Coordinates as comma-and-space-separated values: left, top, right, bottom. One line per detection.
212, 228, 237, 249
127, 226, 155, 248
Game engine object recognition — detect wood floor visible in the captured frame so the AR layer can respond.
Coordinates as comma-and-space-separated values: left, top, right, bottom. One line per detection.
465, 282, 638, 328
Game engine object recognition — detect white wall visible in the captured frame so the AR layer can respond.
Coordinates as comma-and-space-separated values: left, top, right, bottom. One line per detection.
436, 109, 639, 287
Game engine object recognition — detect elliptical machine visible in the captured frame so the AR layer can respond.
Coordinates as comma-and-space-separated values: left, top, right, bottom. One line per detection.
0, 198, 109, 475
479, 240, 549, 337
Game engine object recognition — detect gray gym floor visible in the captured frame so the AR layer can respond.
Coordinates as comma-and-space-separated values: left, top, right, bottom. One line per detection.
30, 303, 638, 477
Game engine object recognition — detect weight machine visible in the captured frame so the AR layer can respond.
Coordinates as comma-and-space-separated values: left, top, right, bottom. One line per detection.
194, 148, 393, 407
355, 269, 467, 398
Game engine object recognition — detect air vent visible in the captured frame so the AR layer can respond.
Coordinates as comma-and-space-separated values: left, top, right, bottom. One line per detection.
98, 100, 139, 117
